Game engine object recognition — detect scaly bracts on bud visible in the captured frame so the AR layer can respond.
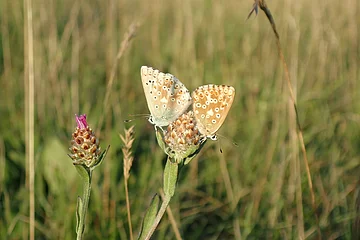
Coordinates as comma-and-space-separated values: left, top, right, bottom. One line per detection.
69, 114, 101, 169
156, 111, 206, 164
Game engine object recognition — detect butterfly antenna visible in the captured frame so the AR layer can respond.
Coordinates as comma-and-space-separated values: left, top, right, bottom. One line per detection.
217, 133, 238, 148
124, 113, 150, 123
218, 135, 224, 153
129, 113, 150, 117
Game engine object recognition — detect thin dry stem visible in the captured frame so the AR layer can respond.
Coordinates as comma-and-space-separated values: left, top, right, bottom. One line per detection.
101, 1, 115, 223
48, 0, 81, 127
218, 152, 241, 239
99, 21, 139, 219
252, 104, 280, 219
0, 139, 5, 193
97, 22, 139, 133
120, 126, 135, 240
24, 0, 35, 238
1, 0, 12, 76
71, 23, 80, 115
248, 0, 321, 238
353, 191, 360, 239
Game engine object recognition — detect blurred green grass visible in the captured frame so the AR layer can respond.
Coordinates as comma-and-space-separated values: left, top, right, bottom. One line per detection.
1, 0, 359, 239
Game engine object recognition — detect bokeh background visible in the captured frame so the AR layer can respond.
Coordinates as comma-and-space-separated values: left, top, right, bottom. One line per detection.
1, 0, 359, 239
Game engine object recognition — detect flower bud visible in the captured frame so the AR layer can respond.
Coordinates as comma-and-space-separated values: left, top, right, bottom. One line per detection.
161, 111, 206, 164
69, 114, 101, 168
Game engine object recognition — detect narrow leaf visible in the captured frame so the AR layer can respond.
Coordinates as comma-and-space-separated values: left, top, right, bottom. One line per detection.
138, 194, 160, 240
91, 145, 110, 169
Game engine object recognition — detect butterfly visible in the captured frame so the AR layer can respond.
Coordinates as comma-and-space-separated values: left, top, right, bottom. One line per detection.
192, 84, 235, 140
141, 66, 192, 128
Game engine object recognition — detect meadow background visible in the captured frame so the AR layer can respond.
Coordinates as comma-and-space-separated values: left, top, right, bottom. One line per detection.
0, 0, 359, 239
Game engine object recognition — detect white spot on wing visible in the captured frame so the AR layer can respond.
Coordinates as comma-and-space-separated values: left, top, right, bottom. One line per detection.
160, 97, 168, 103
206, 109, 214, 116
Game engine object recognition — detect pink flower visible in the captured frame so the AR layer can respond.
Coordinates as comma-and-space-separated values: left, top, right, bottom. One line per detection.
76, 114, 88, 129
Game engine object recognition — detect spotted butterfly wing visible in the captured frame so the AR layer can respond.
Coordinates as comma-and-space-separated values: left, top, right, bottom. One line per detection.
141, 66, 192, 127
192, 84, 235, 140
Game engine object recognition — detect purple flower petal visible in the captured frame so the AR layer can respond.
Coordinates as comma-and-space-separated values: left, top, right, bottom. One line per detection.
76, 114, 88, 129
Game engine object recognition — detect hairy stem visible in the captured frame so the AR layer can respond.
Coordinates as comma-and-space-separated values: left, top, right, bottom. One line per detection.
76, 171, 92, 240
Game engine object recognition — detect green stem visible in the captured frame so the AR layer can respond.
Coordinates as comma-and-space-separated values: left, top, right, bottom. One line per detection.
76, 170, 92, 240
143, 196, 171, 240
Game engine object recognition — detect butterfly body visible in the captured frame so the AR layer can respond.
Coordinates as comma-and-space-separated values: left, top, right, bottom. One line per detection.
192, 84, 235, 140
141, 66, 192, 128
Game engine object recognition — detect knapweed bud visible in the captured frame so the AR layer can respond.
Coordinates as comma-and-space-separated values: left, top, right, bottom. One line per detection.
162, 111, 206, 164
69, 114, 101, 168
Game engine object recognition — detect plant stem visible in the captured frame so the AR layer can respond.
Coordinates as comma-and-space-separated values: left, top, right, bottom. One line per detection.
77, 170, 92, 240
24, 0, 35, 238
254, 1, 320, 238
160, 190, 182, 240
143, 196, 171, 240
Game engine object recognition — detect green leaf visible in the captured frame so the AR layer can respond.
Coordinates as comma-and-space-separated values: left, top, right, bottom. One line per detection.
74, 164, 90, 182
163, 158, 178, 197
91, 145, 110, 170
76, 196, 83, 233
43, 138, 77, 196
183, 139, 207, 165
138, 194, 160, 240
